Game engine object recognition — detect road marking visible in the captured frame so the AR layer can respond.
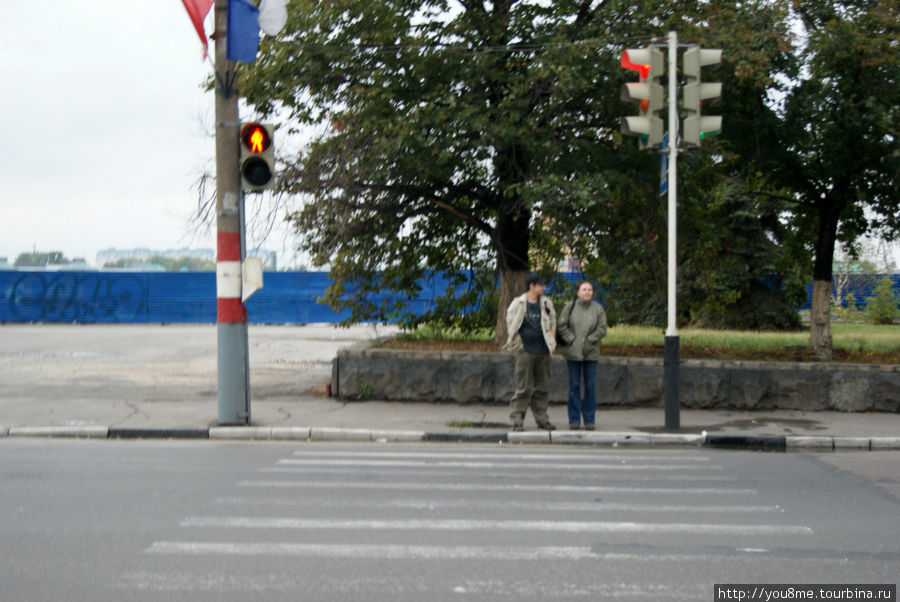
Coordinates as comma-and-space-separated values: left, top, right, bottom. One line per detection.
261, 466, 736, 481
290, 450, 714, 463
238, 479, 758, 496
180, 516, 813, 535
145, 541, 773, 561
276, 458, 723, 471
213, 495, 781, 514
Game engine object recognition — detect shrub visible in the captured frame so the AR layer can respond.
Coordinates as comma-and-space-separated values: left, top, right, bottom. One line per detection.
863, 278, 900, 325
833, 292, 864, 322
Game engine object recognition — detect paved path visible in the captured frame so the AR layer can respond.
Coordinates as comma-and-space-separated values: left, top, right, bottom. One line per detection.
1, 324, 898, 450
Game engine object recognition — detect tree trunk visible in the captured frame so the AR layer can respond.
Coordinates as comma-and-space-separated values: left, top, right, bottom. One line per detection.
494, 270, 529, 347
809, 280, 833, 361
809, 201, 840, 361
491, 199, 531, 347
490, 135, 532, 346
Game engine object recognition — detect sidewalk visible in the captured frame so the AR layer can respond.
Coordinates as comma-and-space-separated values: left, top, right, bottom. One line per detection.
1, 324, 898, 451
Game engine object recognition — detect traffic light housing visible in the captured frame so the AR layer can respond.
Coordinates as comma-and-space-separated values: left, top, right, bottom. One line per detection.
620, 47, 665, 151
682, 47, 722, 148
239, 122, 275, 191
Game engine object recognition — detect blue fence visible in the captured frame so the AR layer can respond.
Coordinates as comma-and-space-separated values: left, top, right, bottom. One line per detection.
799, 275, 900, 311
0, 270, 472, 324
1, 269, 896, 324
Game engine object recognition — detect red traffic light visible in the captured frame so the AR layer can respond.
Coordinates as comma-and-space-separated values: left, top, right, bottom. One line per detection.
620, 50, 651, 79
240, 123, 272, 154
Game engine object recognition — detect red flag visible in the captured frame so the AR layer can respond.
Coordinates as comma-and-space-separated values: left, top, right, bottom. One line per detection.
182, 0, 215, 58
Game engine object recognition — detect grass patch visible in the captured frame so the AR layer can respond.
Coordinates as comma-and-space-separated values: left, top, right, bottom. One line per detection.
398, 325, 494, 342
607, 324, 900, 354
382, 323, 900, 364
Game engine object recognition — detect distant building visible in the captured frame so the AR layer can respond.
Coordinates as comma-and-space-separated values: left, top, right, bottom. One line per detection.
95, 247, 278, 271
53, 258, 94, 271
248, 249, 278, 271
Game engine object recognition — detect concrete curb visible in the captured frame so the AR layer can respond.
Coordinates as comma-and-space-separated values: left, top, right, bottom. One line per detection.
209, 426, 312, 441
7, 425, 109, 439
552, 431, 652, 446
706, 434, 786, 451
108, 427, 209, 440
650, 433, 707, 446
1, 425, 898, 451
424, 432, 508, 443
871, 437, 900, 450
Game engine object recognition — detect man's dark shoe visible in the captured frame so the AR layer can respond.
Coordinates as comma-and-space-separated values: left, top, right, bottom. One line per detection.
512, 425, 524, 432
539, 423, 556, 431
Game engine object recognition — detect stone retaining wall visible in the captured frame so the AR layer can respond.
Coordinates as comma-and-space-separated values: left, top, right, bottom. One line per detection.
333, 346, 900, 412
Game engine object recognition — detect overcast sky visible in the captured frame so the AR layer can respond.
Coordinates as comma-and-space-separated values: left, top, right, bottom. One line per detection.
2, 4, 896, 272
0, 2, 295, 266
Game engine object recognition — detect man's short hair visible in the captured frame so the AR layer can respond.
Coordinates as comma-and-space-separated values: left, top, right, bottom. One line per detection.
525, 274, 546, 290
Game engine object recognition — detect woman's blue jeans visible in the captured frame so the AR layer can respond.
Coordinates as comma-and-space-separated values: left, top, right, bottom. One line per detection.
567, 360, 598, 426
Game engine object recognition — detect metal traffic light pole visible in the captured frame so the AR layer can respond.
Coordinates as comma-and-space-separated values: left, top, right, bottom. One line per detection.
621, 32, 721, 431
213, 0, 251, 425
664, 30, 680, 430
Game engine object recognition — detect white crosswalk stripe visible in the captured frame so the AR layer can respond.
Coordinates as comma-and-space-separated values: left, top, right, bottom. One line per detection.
238, 478, 757, 495
212, 495, 782, 514
179, 515, 812, 535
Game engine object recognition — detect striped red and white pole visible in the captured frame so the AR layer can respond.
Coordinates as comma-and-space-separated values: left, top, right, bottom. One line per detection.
216, 231, 245, 323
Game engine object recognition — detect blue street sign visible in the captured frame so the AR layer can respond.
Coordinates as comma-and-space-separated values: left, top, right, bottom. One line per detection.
660, 132, 669, 195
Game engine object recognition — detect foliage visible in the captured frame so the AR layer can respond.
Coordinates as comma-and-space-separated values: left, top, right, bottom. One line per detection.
833, 292, 864, 322
104, 256, 216, 272
863, 277, 900, 325
754, 0, 899, 353
604, 323, 900, 354
398, 325, 494, 342
240, 0, 893, 336
383, 322, 900, 362
14, 251, 69, 267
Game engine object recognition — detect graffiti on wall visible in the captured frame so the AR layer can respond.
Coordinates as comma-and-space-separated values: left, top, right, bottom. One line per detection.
6, 272, 147, 322
5, 269, 894, 324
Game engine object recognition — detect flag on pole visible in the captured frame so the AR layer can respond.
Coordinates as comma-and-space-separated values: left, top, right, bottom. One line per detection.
181, 0, 215, 58
227, 0, 260, 63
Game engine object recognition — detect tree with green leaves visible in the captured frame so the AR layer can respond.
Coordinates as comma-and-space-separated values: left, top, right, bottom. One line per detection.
246, 0, 630, 344
240, 0, 802, 340
104, 256, 216, 272
763, 0, 899, 358
14, 251, 69, 267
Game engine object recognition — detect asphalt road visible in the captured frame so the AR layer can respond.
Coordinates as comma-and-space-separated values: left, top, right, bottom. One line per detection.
1, 440, 897, 601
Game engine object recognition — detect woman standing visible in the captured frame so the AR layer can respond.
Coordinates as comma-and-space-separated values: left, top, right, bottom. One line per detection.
556, 281, 607, 430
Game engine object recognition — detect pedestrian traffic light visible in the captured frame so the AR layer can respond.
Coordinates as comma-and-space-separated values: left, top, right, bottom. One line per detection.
239, 122, 275, 191
620, 47, 665, 151
682, 47, 722, 148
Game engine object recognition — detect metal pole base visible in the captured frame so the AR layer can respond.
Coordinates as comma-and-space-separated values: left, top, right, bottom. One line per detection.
664, 335, 680, 430
217, 322, 250, 425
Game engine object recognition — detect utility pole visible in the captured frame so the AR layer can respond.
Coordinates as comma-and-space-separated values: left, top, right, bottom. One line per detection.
213, 0, 251, 425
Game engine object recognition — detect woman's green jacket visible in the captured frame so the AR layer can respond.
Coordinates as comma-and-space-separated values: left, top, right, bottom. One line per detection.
557, 299, 607, 361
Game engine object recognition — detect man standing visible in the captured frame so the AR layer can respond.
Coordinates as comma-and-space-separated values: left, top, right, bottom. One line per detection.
503, 274, 557, 431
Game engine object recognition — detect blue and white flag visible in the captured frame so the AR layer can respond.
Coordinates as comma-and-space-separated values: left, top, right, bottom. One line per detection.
227, 0, 260, 64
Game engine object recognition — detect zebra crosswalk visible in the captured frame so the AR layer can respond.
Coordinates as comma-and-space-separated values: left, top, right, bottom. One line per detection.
135, 444, 815, 600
